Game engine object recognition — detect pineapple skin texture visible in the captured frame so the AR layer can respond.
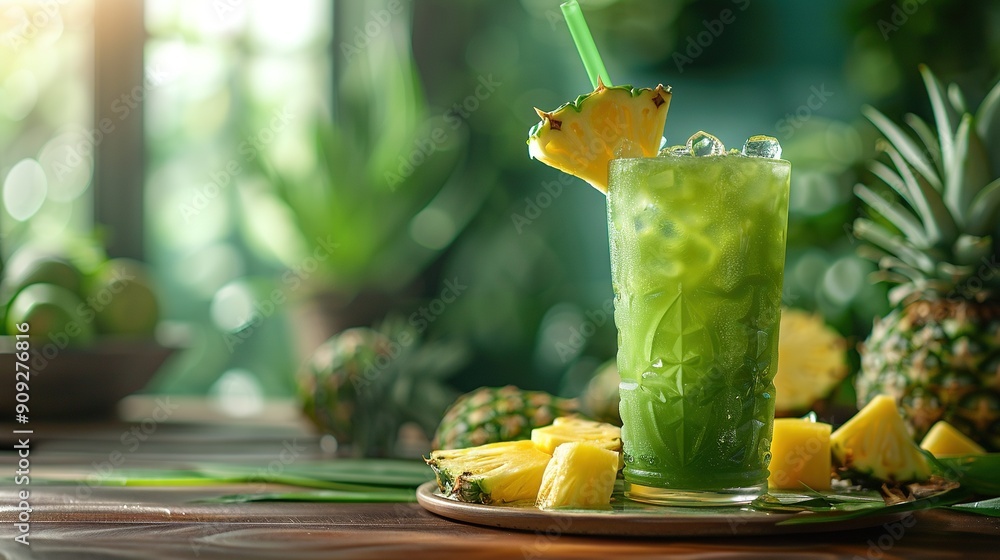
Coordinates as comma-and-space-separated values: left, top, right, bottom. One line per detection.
831, 395, 931, 483
768, 419, 832, 491
920, 420, 987, 457
857, 303, 1000, 451
536, 442, 619, 510
433, 386, 579, 450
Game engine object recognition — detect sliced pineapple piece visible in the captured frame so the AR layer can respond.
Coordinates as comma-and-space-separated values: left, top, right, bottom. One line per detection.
767, 418, 832, 490
536, 442, 619, 510
831, 395, 931, 483
527, 81, 671, 193
531, 417, 621, 454
425, 440, 551, 505
774, 308, 849, 415
920, 420, 987, 458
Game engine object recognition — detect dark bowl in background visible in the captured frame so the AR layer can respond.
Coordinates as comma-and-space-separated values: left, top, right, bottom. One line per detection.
0, 336, 179, 420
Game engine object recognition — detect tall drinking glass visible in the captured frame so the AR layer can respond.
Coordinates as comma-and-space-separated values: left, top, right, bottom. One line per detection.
608, 145, 791, 505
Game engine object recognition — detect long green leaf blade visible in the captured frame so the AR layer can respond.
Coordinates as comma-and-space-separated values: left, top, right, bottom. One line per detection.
920, 65, 958, 187
864, 105, 941, 191
855, 184, 929, 247
200, 489, 417, 504
976, 76, 1000, 147
905, 113, 943, 175
946, 114, 992, 227
854, 218, 935, 273
869, 160, 917, 208
950, 497, 1000, 518
883, 143, 956, 244
969, 177, 1000, 236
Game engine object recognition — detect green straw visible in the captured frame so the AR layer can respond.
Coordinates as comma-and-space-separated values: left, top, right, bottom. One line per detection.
560, 1, 612, 88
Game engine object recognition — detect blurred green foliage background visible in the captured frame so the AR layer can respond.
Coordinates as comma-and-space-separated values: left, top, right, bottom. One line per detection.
1, 0, 999, 408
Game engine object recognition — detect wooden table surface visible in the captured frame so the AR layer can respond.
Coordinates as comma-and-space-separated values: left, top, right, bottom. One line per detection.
1, 397, 998, 559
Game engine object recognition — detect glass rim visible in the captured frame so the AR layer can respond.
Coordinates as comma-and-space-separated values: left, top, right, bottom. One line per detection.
609, 154, 791, 166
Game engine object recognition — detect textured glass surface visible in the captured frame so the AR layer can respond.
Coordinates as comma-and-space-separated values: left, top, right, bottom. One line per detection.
608, 153, 790, 491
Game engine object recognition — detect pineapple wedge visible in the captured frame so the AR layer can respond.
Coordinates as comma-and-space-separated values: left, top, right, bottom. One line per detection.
767, 418, 832, 491
527, 81, 671, 193
531, 417, 621, 454
920, 421, 987, 458
425, 440, 551, 505
536, 442, 619, 510
831, 395, 931, 483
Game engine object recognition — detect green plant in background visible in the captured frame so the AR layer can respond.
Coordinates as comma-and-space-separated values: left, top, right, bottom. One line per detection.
241, 0, 488, 299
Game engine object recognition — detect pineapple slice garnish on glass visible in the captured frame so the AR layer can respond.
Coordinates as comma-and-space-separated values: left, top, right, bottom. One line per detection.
527, 79, 671, 193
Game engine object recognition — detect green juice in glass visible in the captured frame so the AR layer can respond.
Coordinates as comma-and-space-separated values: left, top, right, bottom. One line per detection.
608, 137, 790, 505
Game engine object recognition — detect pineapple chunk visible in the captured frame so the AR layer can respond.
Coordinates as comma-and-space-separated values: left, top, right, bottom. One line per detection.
920, 421, 987, 458
536, 442, 619, 510
531, 417, 621, 454
767, 419, 832, 490
831, 395, 931, 483
425, 440, 551, 505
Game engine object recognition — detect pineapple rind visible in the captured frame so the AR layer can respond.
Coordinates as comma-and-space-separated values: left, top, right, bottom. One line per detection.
831, 395, 931, 483
536, 442, 619, 510
433, 385, 579, 450
425, 440, 551, 505
527, 83, 671, 192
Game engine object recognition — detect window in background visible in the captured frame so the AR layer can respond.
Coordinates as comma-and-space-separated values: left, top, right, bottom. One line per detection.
1, 1, 94, 251
143, 0, 331, 403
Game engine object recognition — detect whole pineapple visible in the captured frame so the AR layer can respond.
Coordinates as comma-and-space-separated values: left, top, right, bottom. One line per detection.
854, 66, 1000, 451
299, 318, 465, 457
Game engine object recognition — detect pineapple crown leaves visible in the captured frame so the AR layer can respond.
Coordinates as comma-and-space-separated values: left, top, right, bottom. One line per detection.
854, 65, 1000, 305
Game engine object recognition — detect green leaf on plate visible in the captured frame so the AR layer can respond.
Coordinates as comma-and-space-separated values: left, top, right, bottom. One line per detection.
950, 497, 1000, 517
937, 454, 1000, 496
199, 489, 418, 504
